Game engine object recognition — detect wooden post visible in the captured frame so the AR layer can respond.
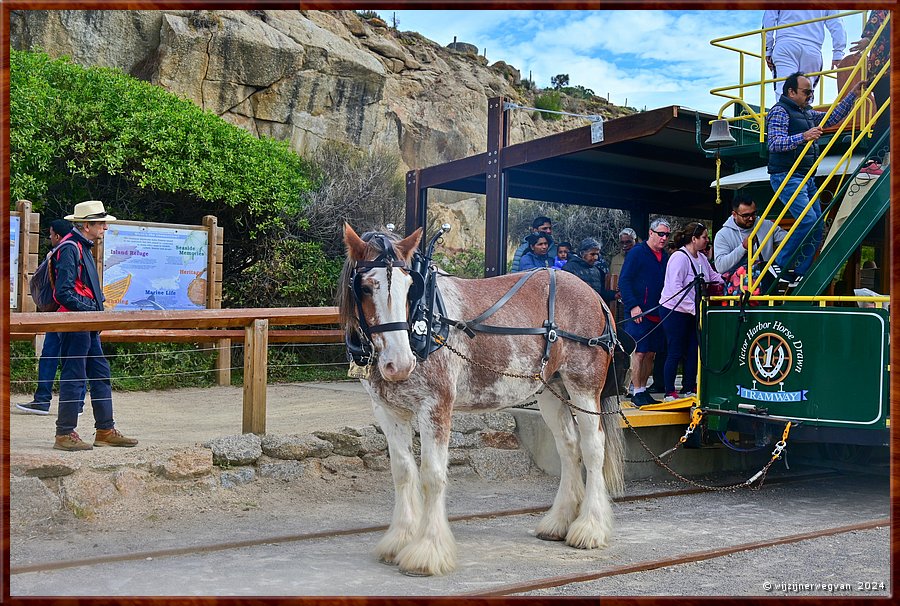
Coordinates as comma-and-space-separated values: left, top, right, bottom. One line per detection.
16, 199, 39, 313
405, 170, 425, 238
203, 215, 219, 308
204, 215, 230, 386
93, 223, 104, 286
484, 96, 509, 277
216, 338, 232, 385
242, 318, 268, 434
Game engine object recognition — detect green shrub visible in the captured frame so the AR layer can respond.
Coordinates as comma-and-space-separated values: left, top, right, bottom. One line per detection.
10, 49, 314, 238
230, 240, 344, 308
432, 248, 486, 278
534, 90, 563, 120
561, 85, 596, 100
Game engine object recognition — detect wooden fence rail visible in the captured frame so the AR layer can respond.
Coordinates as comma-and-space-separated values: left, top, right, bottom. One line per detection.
10, 308, 342, 435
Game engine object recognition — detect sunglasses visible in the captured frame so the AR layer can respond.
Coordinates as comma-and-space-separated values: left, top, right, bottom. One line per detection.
800, 88, 814, 95
651, 229, 670, 238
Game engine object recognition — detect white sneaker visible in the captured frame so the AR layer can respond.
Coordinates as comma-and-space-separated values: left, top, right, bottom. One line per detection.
663, 395, 677, 402
682, 391, 697, 398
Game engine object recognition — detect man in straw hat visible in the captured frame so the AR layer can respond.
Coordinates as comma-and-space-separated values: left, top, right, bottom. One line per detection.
52, 200, 138, 451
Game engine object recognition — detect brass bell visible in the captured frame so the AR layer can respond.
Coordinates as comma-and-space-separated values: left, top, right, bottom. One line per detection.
705, 119, 736, 147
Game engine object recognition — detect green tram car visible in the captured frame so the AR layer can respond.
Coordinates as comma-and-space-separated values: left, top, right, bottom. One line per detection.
697, 10, 890, 450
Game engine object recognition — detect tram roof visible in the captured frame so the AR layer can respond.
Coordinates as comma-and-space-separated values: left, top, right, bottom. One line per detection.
416, 105, 723, 219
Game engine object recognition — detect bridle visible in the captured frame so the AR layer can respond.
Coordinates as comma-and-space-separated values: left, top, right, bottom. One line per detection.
346, 229, 437, 366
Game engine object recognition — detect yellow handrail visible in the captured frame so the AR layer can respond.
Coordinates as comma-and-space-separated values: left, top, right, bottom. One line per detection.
746, 58, 890, 292
706, 11, 890, 296
709, 10, 868, 143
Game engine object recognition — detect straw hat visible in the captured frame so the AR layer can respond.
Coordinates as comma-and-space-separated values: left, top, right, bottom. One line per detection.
65, 200, 117, 222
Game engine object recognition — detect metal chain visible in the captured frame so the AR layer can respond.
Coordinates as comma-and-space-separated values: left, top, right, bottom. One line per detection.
621, 409, 791, 491
433, 334, 544, 382
434, 334, 791, 491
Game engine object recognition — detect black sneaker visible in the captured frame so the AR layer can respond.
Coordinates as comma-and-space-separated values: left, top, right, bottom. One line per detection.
632, 391, 661, 406
767, 263, 783, 280
15, 401, 50, 415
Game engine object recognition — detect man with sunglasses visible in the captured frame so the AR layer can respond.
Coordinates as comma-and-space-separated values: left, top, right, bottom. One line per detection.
618, 219, 670, 406
766, 71, 863, 286
714, 192, 787, 279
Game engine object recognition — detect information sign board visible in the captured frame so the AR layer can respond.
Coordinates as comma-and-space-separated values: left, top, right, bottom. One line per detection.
103, 224, 209, 310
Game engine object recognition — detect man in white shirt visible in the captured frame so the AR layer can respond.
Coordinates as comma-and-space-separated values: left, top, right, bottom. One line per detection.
764, 10, 846, 99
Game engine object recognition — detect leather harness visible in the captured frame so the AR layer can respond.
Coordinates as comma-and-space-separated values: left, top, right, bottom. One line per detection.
346, 231, 620, 368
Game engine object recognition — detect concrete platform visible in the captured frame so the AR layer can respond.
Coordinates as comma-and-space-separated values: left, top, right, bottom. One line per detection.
511, 395, 771, 481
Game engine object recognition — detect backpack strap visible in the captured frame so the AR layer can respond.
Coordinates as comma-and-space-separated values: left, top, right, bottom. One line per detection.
50, 238, 85, 302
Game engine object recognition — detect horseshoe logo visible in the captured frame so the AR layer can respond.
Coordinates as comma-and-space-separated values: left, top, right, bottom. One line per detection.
749, 333, 792, 385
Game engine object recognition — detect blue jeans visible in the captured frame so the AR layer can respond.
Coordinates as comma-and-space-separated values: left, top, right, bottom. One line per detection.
33, 332, 86, 405
57, 331, 115, 436
659, 306, 698, 395
770, 172, 823, 276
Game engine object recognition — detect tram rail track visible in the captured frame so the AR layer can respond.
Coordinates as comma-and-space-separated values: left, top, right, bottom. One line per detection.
10, 470, 839, 576
463, 517, 890, 596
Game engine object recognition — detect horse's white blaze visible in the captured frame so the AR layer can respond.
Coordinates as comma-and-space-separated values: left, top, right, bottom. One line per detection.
370, 267, 417, 381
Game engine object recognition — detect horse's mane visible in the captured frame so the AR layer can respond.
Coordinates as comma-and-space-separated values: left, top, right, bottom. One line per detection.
336, 227, 404, 333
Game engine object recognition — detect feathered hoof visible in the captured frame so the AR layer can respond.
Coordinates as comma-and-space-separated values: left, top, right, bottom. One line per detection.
535, 511, 572, 543
374, 528, 416, 566
396, 536, 458, 577
564, 516, 612, 550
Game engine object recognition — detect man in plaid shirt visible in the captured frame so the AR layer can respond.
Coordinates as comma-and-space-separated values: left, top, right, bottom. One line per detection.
766, 71, 863, 286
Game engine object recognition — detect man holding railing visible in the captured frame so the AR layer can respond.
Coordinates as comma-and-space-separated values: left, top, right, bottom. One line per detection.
766, 72, 863, 288
764, 10, 847, 100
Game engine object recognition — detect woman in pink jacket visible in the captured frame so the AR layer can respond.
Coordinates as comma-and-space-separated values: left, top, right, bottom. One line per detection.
658, 222, 725, 401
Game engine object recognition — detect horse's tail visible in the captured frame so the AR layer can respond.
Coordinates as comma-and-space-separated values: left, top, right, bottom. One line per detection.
600, 395, 626, 497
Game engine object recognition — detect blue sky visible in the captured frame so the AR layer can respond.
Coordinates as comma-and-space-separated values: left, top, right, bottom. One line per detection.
388, 9, 866, 114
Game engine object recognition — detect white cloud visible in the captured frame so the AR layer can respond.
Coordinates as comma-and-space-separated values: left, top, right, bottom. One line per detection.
391, 9, 865, 114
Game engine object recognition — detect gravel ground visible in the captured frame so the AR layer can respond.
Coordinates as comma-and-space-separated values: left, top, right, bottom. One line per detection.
7, 383, 891, 597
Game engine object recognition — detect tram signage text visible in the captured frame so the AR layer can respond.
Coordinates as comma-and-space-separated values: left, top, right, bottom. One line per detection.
737, 320, 808, 402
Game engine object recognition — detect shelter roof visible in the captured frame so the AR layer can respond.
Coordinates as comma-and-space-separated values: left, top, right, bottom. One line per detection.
417, 105, 724, 219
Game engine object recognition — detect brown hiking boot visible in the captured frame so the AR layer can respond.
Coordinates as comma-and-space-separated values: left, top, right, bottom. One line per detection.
94, 428, 139, 448
54, 431, 93, 451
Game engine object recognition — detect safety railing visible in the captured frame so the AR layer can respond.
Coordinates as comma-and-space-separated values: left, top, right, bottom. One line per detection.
708, 10, 870, 142
744, 50, 889, 294
709, 11, 891, 296
9, 307, 342, 435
